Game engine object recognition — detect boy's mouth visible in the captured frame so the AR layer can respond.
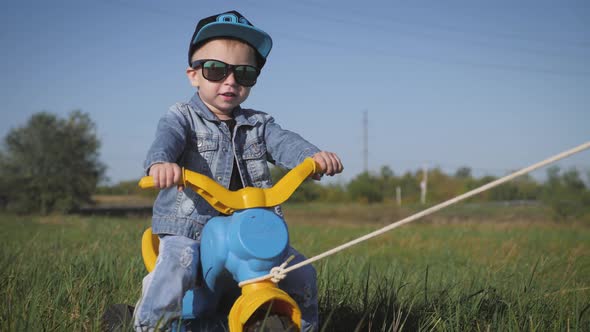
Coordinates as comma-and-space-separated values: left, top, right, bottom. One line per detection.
220, 92, 236, 97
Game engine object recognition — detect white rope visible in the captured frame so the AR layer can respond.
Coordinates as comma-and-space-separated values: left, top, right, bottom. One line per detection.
240, 141, 590, 285
239, 255, 294, 287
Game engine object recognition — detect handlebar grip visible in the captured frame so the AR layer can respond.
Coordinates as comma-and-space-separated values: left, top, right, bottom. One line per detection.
138, 176, 155, 189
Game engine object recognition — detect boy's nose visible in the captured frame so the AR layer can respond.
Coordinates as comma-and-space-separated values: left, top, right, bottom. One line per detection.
223, 71, 238, 86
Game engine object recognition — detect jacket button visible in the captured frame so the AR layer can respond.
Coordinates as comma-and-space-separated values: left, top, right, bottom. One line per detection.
217, 176, 223, 181
197, 141, 203, 147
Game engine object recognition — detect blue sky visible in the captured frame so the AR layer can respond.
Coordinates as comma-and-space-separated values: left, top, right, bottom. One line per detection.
1, 0, 589, 184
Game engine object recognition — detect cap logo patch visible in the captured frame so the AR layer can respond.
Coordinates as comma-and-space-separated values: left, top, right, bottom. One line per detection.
216, 13, 249, 25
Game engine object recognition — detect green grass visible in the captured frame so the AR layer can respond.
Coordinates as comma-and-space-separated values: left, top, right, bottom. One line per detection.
1, 208, 589, 331
292, 221, 590, 331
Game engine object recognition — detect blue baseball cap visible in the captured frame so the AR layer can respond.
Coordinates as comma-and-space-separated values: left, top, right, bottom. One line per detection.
188, 11, 273, 68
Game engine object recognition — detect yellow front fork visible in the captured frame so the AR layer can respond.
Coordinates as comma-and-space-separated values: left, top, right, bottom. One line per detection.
229, 281, 302, 332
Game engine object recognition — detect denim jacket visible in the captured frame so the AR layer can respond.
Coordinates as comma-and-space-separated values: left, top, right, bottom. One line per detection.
144, 92, 320, 241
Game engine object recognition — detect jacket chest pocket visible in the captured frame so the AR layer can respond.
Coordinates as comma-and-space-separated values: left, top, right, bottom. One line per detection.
187, 134, 218, 175
241, 139, 270, 185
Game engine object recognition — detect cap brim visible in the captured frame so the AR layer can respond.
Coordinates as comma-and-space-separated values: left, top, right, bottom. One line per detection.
193, 22, 272, 58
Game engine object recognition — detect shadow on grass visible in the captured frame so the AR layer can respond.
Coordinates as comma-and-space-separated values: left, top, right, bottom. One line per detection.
314, 264, 583, 332
318, 284, 513, 331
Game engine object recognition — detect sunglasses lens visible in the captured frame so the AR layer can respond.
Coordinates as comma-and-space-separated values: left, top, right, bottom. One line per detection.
197, 60, 259, 86
202, 60, 227, 81
234, 65, 259, 87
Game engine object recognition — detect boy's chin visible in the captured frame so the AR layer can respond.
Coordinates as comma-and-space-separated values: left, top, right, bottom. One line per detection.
211, 107, 235, 119
216, 102, 240, 113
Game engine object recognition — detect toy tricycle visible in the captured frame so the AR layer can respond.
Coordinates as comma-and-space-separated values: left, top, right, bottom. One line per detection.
105, 158, 321, 331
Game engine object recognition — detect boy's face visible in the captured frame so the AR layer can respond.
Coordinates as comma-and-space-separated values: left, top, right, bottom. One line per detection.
186, 39, 258, 120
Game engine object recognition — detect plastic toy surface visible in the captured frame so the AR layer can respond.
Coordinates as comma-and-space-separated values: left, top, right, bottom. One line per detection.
139, 158, 320, 331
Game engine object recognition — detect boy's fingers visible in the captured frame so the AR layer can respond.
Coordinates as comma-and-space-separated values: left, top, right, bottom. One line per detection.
313, 151, 345, 176
148, 164, 160, 188
329, 153, 340, 175
174, 166, 182, 191
160, 169, 168, 188
323, 152, 338, 175
150, 169, 157, 188
325, 155, 335, 175
156, 175, 160, 188
173, 166, 182, 184
148, 163, 183, 189
155, 169, 164, 188
166, 166, 175, 187
332, 154, 344, 174
314, 154, 328, 174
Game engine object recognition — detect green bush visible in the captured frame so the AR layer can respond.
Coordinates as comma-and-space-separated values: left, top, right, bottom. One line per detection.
0, 111, 106, 213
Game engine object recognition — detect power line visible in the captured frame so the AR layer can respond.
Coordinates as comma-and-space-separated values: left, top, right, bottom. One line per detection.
273, 30, 590, 78
96, 0, 590, 78
99, 0, 195, 20
242, 0, 590, 55
279, 0, 590, 48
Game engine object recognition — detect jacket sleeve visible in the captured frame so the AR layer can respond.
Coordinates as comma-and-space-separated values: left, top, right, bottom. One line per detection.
264, 115, 321, 169
143, 105, 189, 174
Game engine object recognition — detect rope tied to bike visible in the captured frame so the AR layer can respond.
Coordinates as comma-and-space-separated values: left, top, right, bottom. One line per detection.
239, 141, 590, 286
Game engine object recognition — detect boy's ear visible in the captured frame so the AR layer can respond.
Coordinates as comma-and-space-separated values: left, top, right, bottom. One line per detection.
186, 67, 200, 88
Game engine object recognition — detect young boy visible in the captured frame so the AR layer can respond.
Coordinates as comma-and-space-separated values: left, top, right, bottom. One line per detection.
134, 10, 343, 331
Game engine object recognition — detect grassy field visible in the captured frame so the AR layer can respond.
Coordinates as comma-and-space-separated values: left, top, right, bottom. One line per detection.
1, 204, 589, 331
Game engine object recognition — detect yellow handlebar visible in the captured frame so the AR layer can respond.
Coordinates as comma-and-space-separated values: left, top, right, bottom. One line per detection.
138, 176, 157, 189
139, 158, 320, 214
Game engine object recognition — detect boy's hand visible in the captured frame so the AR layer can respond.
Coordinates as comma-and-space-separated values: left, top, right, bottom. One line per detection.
149, 162, 184, 191
312, 151, 343, 180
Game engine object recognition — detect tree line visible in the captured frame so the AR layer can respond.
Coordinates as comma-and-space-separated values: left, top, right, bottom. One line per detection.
272, 164, 590, 220
1, 111, 588, 219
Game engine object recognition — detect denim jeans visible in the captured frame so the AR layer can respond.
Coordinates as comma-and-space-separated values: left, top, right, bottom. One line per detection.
133, 235, 318, 331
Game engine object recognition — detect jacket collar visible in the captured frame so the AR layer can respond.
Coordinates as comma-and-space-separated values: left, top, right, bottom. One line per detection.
189, 92, 218, 122
189, 91, 259, 127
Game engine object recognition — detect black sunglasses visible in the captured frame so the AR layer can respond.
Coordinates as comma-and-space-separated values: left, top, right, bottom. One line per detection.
191, 59, 260, 87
